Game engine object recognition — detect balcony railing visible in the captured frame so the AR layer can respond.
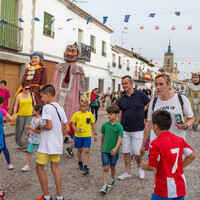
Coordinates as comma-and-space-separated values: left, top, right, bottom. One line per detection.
0, 22, 23, 51
112, 62, 116, 67
75, 42, 91, 62
91, 47, 96, 53
43, 28, 55, 38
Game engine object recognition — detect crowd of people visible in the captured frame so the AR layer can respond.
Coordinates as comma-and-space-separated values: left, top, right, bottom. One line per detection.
0, 72, 198, 200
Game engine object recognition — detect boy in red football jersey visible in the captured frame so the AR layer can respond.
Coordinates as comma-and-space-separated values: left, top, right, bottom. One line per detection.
140, 110, 196, 200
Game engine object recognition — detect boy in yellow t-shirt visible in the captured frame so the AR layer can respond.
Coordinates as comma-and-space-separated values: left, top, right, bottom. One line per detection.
71, 97, 97, 175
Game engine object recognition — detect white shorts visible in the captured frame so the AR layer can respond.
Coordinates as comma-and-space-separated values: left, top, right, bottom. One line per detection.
122, 130, 144, 155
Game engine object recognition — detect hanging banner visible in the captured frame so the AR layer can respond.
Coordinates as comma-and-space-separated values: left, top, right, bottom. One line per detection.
103, 16, 108, 24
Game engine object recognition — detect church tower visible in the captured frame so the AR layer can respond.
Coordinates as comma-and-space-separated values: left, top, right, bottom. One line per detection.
162, 40, 178, 80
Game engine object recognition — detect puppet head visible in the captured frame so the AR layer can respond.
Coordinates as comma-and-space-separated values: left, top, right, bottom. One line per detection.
30, 52, 44, 66
192, 73, 200, 85
64, 44, 80, 63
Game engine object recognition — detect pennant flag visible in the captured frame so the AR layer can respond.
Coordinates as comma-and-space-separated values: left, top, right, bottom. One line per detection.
145, 73, 151, 80
187, 25, 192, 30
143, 62, 145, 64
171, 25, 176, 30
136, 62, 138, 64
175, 62, 177, 65
67, 18, 73, 22
0, 19, 8, 24
140, 26, 144, 30
155, 62, 158, 64
124, 26, 128, 30
124, 15, 131, 23
175, 12, 181, 16
161, 62, 163, 64
168, 60, 170, 64
181, 62, 184, 64
50, 19, 55, 24
155, 25, 159, 30
149, 13, 156, 18
103, 16, 108, 24
34, 17, 40, 21
86, 17, 92, 24
73, 28, 76, 31
149, 62, 152, 64
58, 28, 63, 30
196, 64, 198, 66
18, 18, 24, 22
188, 62, 191, 64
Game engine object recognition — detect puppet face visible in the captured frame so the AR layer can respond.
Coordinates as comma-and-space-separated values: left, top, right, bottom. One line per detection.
192, 74, 200, 84
64, 45, 80, 62
30, 56, 40, 66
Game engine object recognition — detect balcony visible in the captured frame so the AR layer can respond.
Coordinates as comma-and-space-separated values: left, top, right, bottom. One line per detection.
112, 62, 116, 67
75, 42, 91, 62
0, 22, 23, 51
102, 52, 107, 57
43, 28, 55, 38
91, 47, 96, 53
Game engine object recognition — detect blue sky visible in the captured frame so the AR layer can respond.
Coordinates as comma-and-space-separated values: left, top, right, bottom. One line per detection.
76, 0, 200, 79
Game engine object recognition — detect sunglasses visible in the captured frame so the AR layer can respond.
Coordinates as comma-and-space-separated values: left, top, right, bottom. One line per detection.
24, 88, 31, 90
192, 76, 199, 79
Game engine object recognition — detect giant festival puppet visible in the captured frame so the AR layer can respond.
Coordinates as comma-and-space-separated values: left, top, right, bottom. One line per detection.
15, 52, 47, 104
51, 44, 85, 121
187, 72, 200, 130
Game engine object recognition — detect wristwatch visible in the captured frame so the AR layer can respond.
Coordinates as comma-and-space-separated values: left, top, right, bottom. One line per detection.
183, 124, 188, 130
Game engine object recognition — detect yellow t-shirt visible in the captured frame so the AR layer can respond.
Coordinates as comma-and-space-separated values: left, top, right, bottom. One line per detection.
18, 93, 33, 116
71, 111, 94, 137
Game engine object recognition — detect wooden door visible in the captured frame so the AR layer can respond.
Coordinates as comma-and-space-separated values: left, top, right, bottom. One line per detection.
43, 60, 58, 84
0, 62, 20, 113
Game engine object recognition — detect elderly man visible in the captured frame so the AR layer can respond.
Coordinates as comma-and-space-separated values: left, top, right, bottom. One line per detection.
117, 75, 150, 180
52, 44, 85, 121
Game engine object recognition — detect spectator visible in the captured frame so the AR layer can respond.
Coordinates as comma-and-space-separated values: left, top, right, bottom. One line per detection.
0, 80, 10, 111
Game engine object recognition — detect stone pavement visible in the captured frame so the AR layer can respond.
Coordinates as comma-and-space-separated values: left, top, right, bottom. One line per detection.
1, 109, 200, 200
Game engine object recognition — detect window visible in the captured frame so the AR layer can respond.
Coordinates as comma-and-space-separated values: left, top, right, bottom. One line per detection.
102, 41, 106, 57
112, 79, 115, 91
118, 56, 122, 69
43, 12, 54, 38
135, 65, 138, 77
90, 35, 96, 53
112, 54, 116, 67
127, 60, 130, 71
98, 79, 104, 92
118, 84, 121, 91
78, 29, 84, 47
85, 77, 90, 88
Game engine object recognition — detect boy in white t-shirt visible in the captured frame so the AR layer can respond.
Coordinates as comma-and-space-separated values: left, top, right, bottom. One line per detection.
35, 84, 70, 200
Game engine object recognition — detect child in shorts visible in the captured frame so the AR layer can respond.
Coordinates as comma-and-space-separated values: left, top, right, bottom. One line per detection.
35, 84, 69, 200
100, 105, 123, 194
71, 97, 97, 175
22, 104, 43, 172
140, 110, 196, 200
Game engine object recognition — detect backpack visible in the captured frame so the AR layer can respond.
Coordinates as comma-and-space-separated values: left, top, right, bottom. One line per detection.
152, 94, 184, 112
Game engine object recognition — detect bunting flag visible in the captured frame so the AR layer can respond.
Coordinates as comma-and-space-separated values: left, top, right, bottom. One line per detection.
34, 17, 40, 21
168, 61, 170, 64
103, 16, 108, 24
73, 28, 76, 30
171, 25, 176, 30
188, 62, 191, 64
58, 28, 63, 30
124, 15, 131, 22
155, 62, 158, 64
187, 25, 192, 30
149, 13, 156, 18
196, 64, 198, 66
0, 19, 8, 24
18, 18, 24, 22
50, 19, 55, 24
124, 26, 128, 30
155, 25, 159, 30
143, 62, 145, 64
136, 62, 138, 64
66, 18, 73, 22
140, 26, 144, 30
175, 12, 181, 16
145, 73, 151, 80
86, 17, 92, 24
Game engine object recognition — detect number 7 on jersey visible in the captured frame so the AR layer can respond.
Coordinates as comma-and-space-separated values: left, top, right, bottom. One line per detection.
171, 148, 180, 174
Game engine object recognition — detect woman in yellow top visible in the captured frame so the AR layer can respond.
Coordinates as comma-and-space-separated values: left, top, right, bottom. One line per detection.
13, 83, 36, 150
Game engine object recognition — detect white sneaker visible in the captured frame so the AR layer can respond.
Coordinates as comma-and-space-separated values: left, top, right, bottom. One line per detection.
138, 168, 145, 180
8, 164, 14, 170
117, 172, 132, 180
22, 165, 30, 172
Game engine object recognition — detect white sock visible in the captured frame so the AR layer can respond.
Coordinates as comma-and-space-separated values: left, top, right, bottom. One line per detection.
44, 196, 51, 200
56, 197, 64, 200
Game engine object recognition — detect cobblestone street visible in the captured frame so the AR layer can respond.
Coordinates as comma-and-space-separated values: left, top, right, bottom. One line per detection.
0, 110, 200, 200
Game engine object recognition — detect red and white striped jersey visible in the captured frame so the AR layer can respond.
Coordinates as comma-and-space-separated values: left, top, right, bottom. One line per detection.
149, 131, 194, 198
